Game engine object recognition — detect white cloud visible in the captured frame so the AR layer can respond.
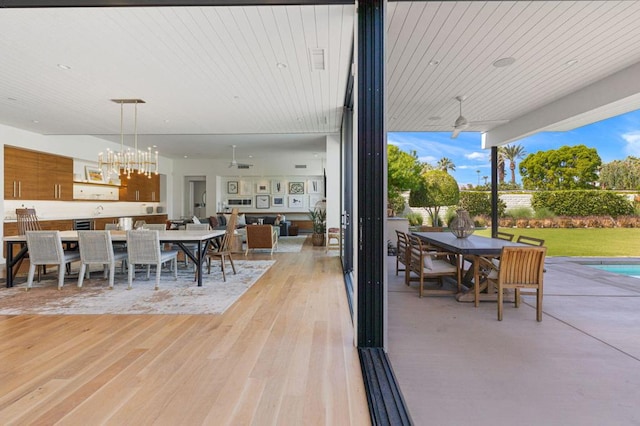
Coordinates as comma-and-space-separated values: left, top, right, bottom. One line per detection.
466, 151, 487, 161
418, 155, 437, 164
622, 131, 640, 156
458, 164, 490, 170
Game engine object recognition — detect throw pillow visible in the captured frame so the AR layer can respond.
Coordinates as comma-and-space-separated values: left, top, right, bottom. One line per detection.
423, 254, 434, 270
192, 216, 201, 224
223, 214, 231, 225
237, 214, 246, 226
209, 216, 219, 227
218, 214, 226, 226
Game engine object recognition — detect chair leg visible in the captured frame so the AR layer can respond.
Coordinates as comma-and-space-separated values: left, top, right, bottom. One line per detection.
515, 288, 521, 308
78, 264, 87, 288
228, 255, 236, 275
155, 264, 161, 290
220, 256, 226, 282
536, 288, 543, 322
173, 258, 178, 281
128, 264, 134, 290
26, 264, 37, 290
57, 263, 66, 290
109, 263, 116, 288
497, 285, 504, 321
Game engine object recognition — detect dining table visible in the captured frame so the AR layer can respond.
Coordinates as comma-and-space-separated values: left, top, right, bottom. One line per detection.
412, 232, 526, 306
4, 229, 225, 288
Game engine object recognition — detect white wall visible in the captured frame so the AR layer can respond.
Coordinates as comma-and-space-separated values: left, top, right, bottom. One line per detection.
326, 134, 341, 231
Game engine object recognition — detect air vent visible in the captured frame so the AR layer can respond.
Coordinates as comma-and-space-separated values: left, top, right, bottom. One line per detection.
309, 48, 326, 71
295, 165, 307, 169
238, 165, 250, 169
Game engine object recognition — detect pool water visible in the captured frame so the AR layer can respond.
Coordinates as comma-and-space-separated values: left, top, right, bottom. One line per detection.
588, 264, 640, 279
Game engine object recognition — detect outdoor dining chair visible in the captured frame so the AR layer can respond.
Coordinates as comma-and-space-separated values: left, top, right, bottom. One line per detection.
406, 234, 460, 298
126, 230, 178, 290
516, 235, 545, 246
24, 230, 81, 290
480, 246, 547, 321
395, 230, 409, 276
77, 230, 128, 288
496, 231, 515, 241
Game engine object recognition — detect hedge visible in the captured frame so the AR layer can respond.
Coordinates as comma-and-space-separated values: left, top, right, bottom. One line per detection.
457, 191, 506, 217
531, 190, 634, 217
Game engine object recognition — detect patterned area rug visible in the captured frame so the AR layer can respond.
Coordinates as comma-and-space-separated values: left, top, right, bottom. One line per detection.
0, 260, 275, 315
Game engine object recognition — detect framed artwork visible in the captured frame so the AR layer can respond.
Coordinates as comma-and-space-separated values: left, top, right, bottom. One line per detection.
272, 196, 285, 207
288, 181, 305, 194
256, 180, 270, 194
239, 180, 252, 195
271, 180, 285, 194
307, 179, 322, 194
85, 166, 104, 183
256, 195, 270, 209
309, 194, 323, 209
288, 195, 305, 208
227, 181, 238, 194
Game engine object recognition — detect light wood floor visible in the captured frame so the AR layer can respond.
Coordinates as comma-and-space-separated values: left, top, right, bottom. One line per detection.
0, 240, 370, 425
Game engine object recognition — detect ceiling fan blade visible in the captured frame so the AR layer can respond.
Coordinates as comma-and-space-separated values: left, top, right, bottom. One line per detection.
451, 128, 461, 139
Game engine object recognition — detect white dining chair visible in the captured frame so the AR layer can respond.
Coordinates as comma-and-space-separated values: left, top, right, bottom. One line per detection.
77, 230, 128, 289
24, 231, 81, 290
126, 230, 178, 290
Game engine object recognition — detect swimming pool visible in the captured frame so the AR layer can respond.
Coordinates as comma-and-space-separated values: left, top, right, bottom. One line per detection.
587, 264, 640, 279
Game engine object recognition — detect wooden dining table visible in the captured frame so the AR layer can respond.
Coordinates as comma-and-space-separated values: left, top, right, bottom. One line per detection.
412, 232, 526, 306
4, 229, 225, 288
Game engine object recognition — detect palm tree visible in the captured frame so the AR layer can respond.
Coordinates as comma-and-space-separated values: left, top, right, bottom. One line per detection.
437, 157, 456, 173
502, 144, 526, 184
497, 146, 507, 184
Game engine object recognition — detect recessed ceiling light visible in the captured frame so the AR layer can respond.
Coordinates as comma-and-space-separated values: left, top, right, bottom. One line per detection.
276, 62, 287, 69
183, 155, 188, 159
565, 59, 579, 66
492, 57, 516, 68
428, 59, 440, 66
32, 120, 39, 123
57, 64, 71, 70
7, 97, 17, 101
164, 119, 170, 123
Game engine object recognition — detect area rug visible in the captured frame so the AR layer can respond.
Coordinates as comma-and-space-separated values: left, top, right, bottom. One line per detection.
274, 235, 308, 253
0, 260, 275, 315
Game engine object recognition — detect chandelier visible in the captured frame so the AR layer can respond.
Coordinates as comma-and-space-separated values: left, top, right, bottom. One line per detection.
98, 99, 158, 179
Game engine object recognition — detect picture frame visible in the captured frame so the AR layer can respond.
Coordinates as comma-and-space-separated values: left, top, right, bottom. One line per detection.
256, 180, 270, 194
288, 195, 305, 208
227, 181, 238, 194
288, 181, 305, 194
239, 180, 252, 195
256, 194, 270, 209
309, 194, 323, 209
307, 179, 322, 194
85, 166, 104, 183
271, 180, 285, 194
272, 196, 285, 207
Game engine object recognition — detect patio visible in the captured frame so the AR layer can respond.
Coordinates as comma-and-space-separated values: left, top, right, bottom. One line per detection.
388, 255, 640, 425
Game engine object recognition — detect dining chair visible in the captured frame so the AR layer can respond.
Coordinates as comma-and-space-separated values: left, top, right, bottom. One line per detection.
395, 230, 409, 276
496, 231, 515, 241
15, 208, 45, 281
481, 246, 547, 321
516, 235, 545, 246
406, 234, 460, 298
143, 223, 168, 231
24, 231, 81, 290
77, 230, 128, 288
206, 208, 238, 282
126, 230, 178, 290
104, 223, 120, 230
244, 224, 278, 255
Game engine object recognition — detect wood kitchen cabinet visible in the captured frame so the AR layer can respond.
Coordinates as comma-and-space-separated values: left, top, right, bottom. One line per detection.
119, 171, 160, 202
4, 146, 39, 200
37, 152, 73, 200
4, 146, 73, 201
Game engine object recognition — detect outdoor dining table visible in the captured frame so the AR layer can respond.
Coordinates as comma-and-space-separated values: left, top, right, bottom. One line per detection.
4, 229, 225, 288
412, 232, 526, 306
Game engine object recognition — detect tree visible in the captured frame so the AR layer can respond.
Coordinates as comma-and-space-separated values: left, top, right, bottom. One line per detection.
409, 170, 460, 227
387, 145, 424, 213
502, 144, 526, 184
599, 156, 640, 190
519, 144, 601, 190
436, 157, 455, 173
494, 146, 507, 184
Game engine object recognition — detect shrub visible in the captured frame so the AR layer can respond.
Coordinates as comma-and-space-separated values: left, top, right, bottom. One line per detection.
532, 190, 634, 217
473, 215, 487, 228
515, 218, 529, 228
617, 215, 640, 228
444, 208, 457, 227
499, 217, 515, 227
506, 207, 534, 219
533, 207, 555, 219
405, 211, 423, 226
457, 191, 506, 217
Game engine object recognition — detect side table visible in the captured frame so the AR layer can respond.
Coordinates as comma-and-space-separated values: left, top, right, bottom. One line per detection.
288, 225, 299, 236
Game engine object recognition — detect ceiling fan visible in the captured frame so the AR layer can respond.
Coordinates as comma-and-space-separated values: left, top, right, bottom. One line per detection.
228, 145, 253, 168
450, 95, 508, 139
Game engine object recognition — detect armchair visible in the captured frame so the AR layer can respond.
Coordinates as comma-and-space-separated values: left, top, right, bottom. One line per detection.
245, 224, 278, 255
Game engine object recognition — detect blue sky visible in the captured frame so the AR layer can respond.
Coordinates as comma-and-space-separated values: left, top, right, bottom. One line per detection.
388, 109, 640, 187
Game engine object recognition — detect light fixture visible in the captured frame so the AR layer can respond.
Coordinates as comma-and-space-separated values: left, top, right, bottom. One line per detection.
98, 99, 158, 180
492, 57, 516, 68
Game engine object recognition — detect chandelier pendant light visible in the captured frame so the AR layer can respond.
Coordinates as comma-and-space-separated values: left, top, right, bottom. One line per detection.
98, 99, 158, 180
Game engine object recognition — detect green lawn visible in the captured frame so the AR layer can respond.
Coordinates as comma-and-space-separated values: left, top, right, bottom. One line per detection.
474, 228, 640, 257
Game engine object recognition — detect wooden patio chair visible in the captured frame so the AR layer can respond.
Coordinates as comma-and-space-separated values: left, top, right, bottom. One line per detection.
496, 231, 515, 241
406, 234, 460, 298
516, 235, 545, 246
395, 230, 409, 276
481, 246, 547, 321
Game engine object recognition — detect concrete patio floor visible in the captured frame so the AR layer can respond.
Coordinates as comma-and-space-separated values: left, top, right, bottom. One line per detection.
387, 256, 640, 426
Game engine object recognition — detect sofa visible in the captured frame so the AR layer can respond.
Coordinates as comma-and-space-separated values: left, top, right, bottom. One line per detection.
209, 213, 291, 236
